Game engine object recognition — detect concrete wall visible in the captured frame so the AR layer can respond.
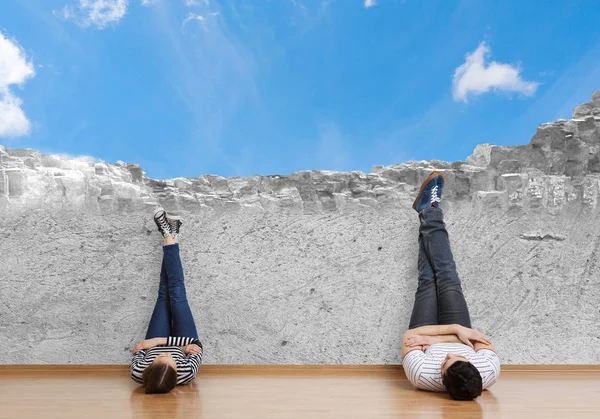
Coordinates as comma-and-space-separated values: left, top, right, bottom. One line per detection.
1, 91, 599, 365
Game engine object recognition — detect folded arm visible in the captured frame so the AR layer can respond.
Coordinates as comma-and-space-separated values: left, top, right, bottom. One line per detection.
406, 334, 462, 347
405, 324, 461, 338
474, 341, 496, 352
402, 331, 461, 358
166, 336, 202, 348
402, 324, 492, 358
132, 337, 202, 354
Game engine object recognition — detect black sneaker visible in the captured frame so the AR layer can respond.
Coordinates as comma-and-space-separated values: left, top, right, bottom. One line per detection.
153, 208, 171, 238
166, 212, 183, 238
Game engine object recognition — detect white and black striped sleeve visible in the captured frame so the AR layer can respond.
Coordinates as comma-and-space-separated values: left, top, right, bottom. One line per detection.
402, 349, 446, 392
402, 350, 425, 387
167, 336, 200, 347
474, 349, 501, 389
177, 352, 203, 385
130, 350, 148, 384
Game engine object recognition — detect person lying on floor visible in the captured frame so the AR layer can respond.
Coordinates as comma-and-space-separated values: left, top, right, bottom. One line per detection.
130, 208, 203, 394
401, 172, 500, 400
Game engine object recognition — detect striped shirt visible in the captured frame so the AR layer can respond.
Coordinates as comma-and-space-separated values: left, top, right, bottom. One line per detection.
130, 336, 203, 385
402, 343, 500, 392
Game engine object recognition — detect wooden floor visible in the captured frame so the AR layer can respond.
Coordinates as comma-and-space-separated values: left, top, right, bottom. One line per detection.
1, 366, 599, 419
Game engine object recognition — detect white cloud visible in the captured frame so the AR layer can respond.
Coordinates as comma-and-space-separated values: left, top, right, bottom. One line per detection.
141, 0, 159, 6
364, 0, 377, 8
0, 32, 35, 137
181, 10, 218, 29
184, 0, 210, 6
182, 12, 206, 28
0, 93, 31, 137
55, 0, 128, 29
452, 42, 539, 102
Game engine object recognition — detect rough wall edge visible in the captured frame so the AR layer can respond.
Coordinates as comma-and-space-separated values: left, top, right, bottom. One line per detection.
1, 90, 599, 214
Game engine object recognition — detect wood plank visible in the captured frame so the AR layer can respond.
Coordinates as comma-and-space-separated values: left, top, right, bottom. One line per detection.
1, 366, 599, 418
2, 364, 600, 372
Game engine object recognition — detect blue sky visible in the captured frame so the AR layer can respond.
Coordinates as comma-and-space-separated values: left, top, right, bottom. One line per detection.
0, 0, 599, 179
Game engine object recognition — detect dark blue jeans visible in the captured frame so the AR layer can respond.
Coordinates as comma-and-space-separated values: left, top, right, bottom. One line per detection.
145, 244, 199, 340
408, 208, 472, 329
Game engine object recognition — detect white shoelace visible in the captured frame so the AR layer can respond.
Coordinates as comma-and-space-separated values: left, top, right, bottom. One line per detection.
156, 212, 171, 234
430, 185, 441, 204
170, 220, 180, 238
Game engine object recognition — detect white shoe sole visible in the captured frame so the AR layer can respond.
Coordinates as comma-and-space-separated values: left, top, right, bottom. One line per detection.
166, 211, 182, 221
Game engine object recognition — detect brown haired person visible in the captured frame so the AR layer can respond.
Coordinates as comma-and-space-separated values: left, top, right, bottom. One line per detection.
130, 208, 203, 394
401, 172, 500, 400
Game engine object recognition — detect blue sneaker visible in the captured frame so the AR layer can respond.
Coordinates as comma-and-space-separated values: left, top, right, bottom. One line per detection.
412, 171, 445, 212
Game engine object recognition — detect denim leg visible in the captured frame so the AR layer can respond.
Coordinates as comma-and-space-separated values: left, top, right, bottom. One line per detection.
145, 259, 172, 339
419, 208, 472, 328
163, 243, 199, 339
408, 234, 439, 329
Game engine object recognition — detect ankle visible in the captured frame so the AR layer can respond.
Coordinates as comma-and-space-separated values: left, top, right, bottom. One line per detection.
163, 236, 177, 246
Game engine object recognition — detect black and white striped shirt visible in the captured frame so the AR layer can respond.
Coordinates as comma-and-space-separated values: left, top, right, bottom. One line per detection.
130, 336, 203, 385
402, 343, 500, 392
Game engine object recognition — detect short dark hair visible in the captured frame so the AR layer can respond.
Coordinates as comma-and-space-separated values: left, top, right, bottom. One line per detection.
142, 361, 177, 394
442, 361, 482, 400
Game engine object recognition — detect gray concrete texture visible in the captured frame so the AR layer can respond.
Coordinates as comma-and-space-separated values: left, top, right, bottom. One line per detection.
1, 91, 600, 365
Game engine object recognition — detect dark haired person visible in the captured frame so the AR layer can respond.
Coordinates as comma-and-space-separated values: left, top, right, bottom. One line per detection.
401, 172, 500, 400
130, 208, 203, 394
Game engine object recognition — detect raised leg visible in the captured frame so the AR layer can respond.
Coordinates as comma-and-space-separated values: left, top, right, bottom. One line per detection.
145, 259, 172, 339
163, 243, 199, 339
419, 207, 472, 328
408, 234, 439, 329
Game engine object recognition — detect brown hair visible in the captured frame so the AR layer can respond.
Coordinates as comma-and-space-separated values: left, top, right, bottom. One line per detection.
142, 360, 177, 394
